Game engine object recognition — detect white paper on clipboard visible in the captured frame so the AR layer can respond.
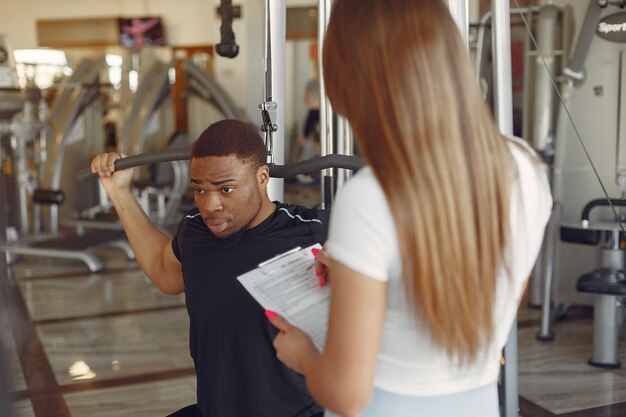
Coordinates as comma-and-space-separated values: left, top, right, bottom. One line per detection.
237, 243, 329, 350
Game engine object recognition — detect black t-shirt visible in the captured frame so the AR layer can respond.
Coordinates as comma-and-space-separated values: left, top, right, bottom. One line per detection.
172, 202, 327, 417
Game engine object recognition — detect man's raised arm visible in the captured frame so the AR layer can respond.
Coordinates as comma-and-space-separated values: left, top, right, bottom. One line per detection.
91, 152, 184, 294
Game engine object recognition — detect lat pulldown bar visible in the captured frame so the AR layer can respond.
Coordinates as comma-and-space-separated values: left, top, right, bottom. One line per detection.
76, 147, 363, 182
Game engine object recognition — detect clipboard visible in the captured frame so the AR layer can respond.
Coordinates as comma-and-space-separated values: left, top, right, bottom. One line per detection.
237, 243, 329, 350
257, 246, 307, 275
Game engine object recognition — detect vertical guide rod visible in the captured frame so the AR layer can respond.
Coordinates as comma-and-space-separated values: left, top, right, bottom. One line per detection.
264, 0, 286, 201
318, 0, 334, 209
492, 0, 514, 136
0, 141, 15, 417
447, 0, 470, 48
335, 115, 353, 192
321, 0, 353, 196
491, 1, 517, 417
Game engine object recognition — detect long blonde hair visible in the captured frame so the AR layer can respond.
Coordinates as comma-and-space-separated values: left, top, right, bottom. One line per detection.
323, 0, 512, 361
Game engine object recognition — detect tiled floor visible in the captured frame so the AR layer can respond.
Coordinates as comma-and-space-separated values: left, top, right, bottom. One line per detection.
63, 376, 197, 417
517, 310, 626, 416
19, 269, 184, 322
2, 183, 625, 417
1, 249, 197, 417
11, 400, 35, 417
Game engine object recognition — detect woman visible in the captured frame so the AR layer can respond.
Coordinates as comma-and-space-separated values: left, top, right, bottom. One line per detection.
266, 1, 552, 416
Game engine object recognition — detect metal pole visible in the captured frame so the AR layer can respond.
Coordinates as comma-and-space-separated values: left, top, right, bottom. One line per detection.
502, 320, 519, 417
563, 0, 602, 82
266, 0, 286, 202
318, 0, 334, 209
537, 204, 558, 341
13, 133, 29, 234
492, 0, 514, 136
528, 5, 561, 308
0, 134, 15, 417
335, 115, 353, 192
492, 1, 517, 417
447, 0, 470, 48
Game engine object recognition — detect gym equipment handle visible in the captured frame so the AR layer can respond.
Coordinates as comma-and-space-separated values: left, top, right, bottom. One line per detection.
76, 147, 190, 182
32, 189, 65, 205
76, 147, 364, 182
581, 198, 626, 221
270, 154, 363, 178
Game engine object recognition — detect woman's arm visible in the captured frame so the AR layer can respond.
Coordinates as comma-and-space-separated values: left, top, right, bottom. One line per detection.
270, 254, 387, 417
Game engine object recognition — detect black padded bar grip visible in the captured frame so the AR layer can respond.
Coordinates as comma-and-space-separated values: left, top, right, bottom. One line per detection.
33, 189, 65, 205
77, 148, 364, 182
76, 147, 192, 182
581, 198, 626, 221
269, 155, 364, 178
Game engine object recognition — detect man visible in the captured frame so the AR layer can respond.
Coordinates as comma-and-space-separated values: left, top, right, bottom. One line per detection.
91, 119, 325, 417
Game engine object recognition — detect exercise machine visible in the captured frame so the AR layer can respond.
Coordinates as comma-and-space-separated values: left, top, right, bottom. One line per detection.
534, 0, 626, 367
2, 52, 133, 272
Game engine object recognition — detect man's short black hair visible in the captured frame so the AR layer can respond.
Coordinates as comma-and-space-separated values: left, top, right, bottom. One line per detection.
191, 119, 268, 170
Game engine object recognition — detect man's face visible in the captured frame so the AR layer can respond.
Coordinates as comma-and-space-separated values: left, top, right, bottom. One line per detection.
190, 155, 268, 239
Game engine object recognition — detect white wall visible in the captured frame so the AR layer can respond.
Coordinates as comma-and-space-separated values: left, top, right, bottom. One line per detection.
0, 0, 315, 50
0, 0, 219, 49
0, 0, 315, 127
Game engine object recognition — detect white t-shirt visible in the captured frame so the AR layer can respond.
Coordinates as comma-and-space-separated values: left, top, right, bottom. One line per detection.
325, 137, 552, 396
